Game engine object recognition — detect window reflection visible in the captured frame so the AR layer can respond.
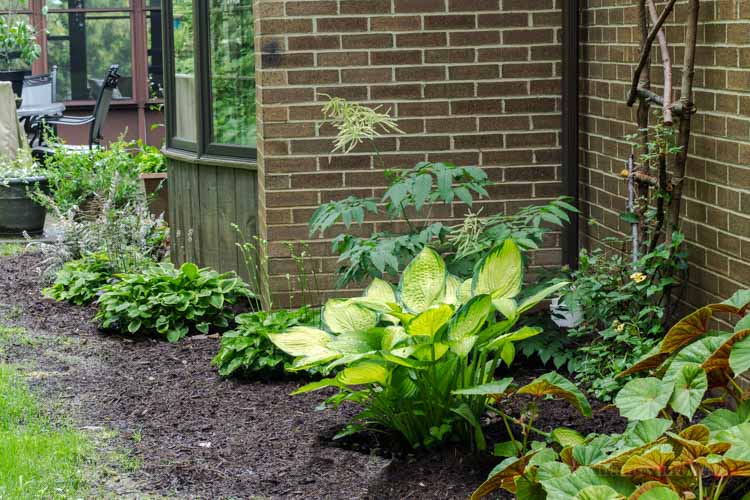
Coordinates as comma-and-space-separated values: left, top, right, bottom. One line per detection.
172, 0, 196, 142
209, 0, 256, 147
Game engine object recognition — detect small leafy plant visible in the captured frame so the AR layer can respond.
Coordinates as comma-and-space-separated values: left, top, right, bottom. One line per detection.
212, 306, 320, 377
472, 290, 750, 500
96, 262, 253, 342
0, 15, 40, 71
43, 253, 112, 305
270, 240, 570, 450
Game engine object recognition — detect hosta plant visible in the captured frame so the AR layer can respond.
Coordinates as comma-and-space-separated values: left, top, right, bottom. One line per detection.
270, 240, 569, 449
96, 262, 253, 342
212, 306, 320, 378
472, 290, 750, 499
43, 253, 113, 305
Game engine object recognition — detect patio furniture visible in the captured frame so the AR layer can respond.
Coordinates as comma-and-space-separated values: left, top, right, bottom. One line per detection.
19, 69, 63, 147
36, 65, 121, 152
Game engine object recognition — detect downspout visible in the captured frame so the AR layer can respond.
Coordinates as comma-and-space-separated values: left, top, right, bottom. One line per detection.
561, 0, 580, 269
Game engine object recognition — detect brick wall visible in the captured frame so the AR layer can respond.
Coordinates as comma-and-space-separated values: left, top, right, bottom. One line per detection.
255, 0, 565, 307
579, 0, 750, 309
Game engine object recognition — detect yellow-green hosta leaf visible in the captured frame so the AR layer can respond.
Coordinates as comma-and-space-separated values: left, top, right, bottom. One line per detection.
500, 342, 515, 367
291, 378, 342, 395
492, 296, 518, 320
406, 304, 454, 338
328, 328, 384, 354
322, 298, 378, 334
381, 325, 409, 351
668, 364, 707, 420
336, 360, 389, 386
411, 342, 450, 362
365, 277, 397, 304
518, 281, 569, 314
399, 247, 447, 313
518, 371, 592, 417
452, 378, 514, 396
457, 278, 473, 304
269, 326, 335, 358
615, 378, 673, 421
485, 326, 542, 352
449, 294, 492, 341
449, 335, 478, 357
472, 239, 522, 298
444, 274, 462, 305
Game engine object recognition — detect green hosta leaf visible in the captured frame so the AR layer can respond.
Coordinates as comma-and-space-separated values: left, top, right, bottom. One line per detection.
472, 239, 522, 298
449, 335, 478, 357
337, 360, 389, 386
518, 371, 592, 417
517, 281, 569, 314
381, 325, 409, 351
551, 428, 586, 448
448, 294, 491, 342
180, 262, 200, 280
492, 297, 518, 320
452, 378, 514, 396
328, 328, 383, 355
500, 342, 515, 366
291, 378, 342, 395
573, 485, 624, 500
668, 364, 707, 419
127, 320, 141, 333
411, 342, 449, 362
729, 335, 750, 376
540, 466, 635, 500
322, 299, 378, 334
209, 293, 224, 309
406, 304, 454, 338
615, 378, 673, 421
486, 326, 542, 352
451, 403, 486, 451
399, 247, 446, 314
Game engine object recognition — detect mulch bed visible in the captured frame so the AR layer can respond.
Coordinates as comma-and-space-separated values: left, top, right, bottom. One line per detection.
0, 252, 626, 499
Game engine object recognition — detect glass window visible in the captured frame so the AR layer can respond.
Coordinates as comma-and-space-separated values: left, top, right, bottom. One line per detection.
208, 0, 256, 147
46, 0, 129, 8
171, 0, 197, 142
146, 9, 163, 99
46, 11, 133, 100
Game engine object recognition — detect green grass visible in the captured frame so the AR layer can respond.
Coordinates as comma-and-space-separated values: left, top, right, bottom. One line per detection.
0, 364, 93, 499
0, 244, 26, 257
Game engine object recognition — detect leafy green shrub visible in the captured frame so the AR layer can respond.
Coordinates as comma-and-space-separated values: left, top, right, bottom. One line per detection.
270, 240, 571, 449
95, 263, 253, 342
43, 253, 112, 305
546, 233, 688, 401
39, 140, 142, 213
212, 307, 320, 377
133, 141, 166, 174
473, 290, 750, 500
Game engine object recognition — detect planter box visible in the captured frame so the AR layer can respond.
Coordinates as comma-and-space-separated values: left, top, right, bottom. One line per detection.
0, 176, 48, 235
139, 172, 169, 224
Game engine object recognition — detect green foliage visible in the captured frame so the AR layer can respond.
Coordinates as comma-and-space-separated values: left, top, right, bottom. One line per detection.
43, 253, 112, 305
212, 307, 320, 377
270, 240, 573, 449
473, 290, 750, 500
321, 95, 402, 153
549, 233, 688, 401
133, 141, 166, 174
96, 262, 254, 342
0, 364, 92, 498
0, 14, 40, 70
39, 140, 143, 213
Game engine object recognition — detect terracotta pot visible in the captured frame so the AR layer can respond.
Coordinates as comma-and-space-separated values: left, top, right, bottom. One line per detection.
0, 176, 48, 235
139, 172, 169, 224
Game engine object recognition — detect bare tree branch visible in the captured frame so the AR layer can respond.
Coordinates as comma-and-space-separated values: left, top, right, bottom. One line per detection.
647, 0, 674, 125
627, 0, 678, 107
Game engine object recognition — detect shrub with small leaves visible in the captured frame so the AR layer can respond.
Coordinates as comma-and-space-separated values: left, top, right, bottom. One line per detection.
43, 253, 113, 305
212, 306, 320, 377
95, 262, 254, 342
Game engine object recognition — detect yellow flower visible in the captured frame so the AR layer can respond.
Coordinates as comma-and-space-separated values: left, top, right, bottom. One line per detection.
615, 323, 625, 333
620, 168, 630, 178
630, 272, 647, 283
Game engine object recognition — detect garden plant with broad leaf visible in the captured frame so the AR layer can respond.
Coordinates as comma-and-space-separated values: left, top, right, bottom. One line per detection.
269, 239, 581, 450
471, 289, 750, 499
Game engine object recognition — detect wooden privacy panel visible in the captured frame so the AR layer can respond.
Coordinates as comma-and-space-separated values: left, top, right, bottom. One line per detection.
168, 158, 259, 287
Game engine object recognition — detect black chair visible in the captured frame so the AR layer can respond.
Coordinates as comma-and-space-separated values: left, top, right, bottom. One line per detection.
39, 64, 121, 151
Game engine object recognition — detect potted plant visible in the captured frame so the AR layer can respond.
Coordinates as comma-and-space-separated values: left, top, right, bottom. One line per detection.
0, 149, 48, 235
135, 142, 169, 223
0, 10, 41, 98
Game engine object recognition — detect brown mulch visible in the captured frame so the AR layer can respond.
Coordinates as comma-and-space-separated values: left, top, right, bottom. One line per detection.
0, 252, 626, 500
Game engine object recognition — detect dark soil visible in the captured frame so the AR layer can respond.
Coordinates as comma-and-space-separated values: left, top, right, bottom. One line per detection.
0, 252, 626, 500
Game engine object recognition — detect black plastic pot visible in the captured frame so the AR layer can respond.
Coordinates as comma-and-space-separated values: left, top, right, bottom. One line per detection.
0, 69, 30, 98
0, 176, 48, 235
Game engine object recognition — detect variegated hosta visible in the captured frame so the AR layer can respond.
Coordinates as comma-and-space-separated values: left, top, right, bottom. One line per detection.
473, 290, 750, 500
270, 240, 569, 449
